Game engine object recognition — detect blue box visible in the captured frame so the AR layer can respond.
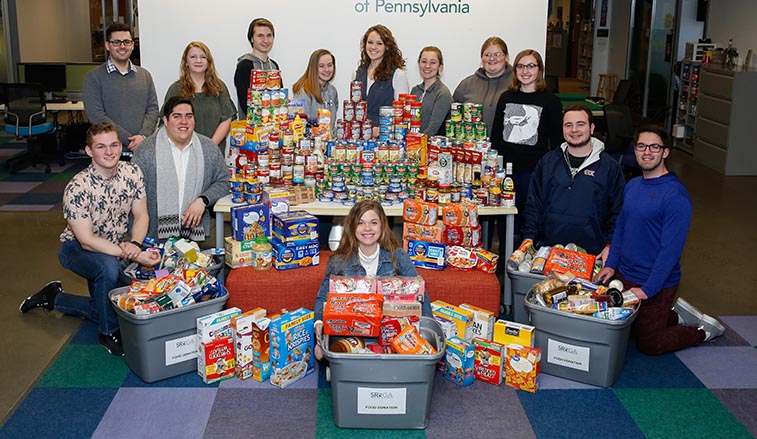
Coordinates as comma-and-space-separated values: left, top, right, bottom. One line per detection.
442, 336, 475, 386
406, 240, 446, 270
231, 203, 270, 241
272, 210, 319, 245
270, 237, 320, 270
269, 308, 315, 387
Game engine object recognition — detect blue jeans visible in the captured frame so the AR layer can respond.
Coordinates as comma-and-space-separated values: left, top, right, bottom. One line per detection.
57, 240, 124, 335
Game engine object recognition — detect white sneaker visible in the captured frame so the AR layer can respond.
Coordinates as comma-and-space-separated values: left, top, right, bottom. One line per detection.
672, 297, 703, 326
699, 314, 726, 342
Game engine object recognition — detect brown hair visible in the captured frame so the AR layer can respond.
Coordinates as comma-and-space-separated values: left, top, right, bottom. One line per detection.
418, 46, 444, 78
247, 18, 275, 48
86, 122, 120, 146
564, 103, 595, 126
292, 49, 336, 105
332, 200, 400, 270
358, 24, 406, 81
508, 49, 547, 92
177, 41, 224, 97
480, 37, 508, 58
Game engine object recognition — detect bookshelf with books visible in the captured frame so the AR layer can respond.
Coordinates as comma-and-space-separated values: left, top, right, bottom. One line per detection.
675, 60, 700, 153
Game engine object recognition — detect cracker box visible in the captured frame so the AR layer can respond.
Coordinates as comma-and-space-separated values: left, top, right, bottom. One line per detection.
473, 338, 505, 385
473, 248, 499, 273
231, 203, 270, 241
272, 210, 319, 245
431, 300, 474, 340
407, 240, 446, 270
402, 199, 438, 226
232, 308, 267, 380
442, 336, 475, 387
461, 303, 496, 341
505, 344, 541, 393
224, 236, 254, 268
269, 308, 315, 388
198, 335, 235, 384
270, 237, 320, 270
543, 247, 596, 281
197, 308, 242, 344
493, 319, 535, 347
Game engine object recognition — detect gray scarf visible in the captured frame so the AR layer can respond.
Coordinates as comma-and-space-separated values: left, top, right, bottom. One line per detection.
155, 127, 206, 241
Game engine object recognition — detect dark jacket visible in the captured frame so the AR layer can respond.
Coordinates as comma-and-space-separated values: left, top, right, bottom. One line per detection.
355, 66, 396, 125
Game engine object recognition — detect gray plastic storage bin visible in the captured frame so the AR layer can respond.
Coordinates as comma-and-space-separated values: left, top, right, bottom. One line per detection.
323, 317, 446, 429
507, 268, 545, 324
525, 291, 637, 387
120, 256, 225, 284
109, 287, 228, 383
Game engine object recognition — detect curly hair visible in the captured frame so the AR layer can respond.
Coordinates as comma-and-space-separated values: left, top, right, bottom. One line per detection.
358, 24, 406, 81
292, 49, 335, 105
332, 200, 400, 271
176, 41, 224, 98
508, 49, 547, 92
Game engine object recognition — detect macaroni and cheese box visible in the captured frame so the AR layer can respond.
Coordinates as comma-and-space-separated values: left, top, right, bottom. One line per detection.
272, 210, 319, 245
473, 338, 505, 385
269, 308, 315, 388
493, 319, 535, 347
431, 300, 474, 340
198, 335, 235, 384
231, 203, 270, 241
461, 303, 496, 341
442, 336, 475, 387
270, 237, 319, 270
407, 240, 446, 270
505, 344, 541, 393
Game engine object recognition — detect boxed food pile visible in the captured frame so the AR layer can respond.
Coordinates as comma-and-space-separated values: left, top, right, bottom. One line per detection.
122, 237, 224, 281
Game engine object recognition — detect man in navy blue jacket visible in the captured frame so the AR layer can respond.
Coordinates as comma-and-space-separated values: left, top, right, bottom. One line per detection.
522, 104, 625, 261
595, 125, 724, 355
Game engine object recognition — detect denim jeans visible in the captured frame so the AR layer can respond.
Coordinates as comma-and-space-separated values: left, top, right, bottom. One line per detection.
57, 240, 124, 335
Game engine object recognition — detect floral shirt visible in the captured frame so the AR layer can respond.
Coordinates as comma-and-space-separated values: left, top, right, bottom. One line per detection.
60, 162, 146, 244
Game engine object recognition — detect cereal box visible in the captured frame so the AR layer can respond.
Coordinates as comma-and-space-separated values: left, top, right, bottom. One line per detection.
270, 237, 319, 270
269, 308, 315, 388
473, 338, 505, 385
406, 240, 446, 270
433, 315, 458, 340
461, 303, 496, 341
231, 203, 270, 241
232, 308, 267, 380
198, 336, 235, 384
505, 344, 541, 392
431, 300, 474, 341
197, 308, 242, 344
442, 336, 475, 387
493, 319, 535, 347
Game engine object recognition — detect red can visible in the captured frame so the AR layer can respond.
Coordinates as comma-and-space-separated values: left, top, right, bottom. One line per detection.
343, 100, 355, 122
350, 81, 363, 103
355, 101, 367, 122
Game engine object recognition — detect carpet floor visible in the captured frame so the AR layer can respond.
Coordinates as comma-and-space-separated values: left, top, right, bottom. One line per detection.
1, 316, 756, 439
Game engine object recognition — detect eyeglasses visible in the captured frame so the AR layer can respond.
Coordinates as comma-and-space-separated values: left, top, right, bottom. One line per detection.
109, 39, 134, 47
515, 63, 539, 71
634, 143, 664, 153
483, 52, 505, 59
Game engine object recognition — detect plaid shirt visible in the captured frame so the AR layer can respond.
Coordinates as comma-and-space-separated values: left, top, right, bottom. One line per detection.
105, 58, 138, 75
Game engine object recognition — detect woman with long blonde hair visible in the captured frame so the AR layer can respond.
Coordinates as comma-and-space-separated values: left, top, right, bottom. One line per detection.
165, 41, 236, 147
292, 49, 339, 135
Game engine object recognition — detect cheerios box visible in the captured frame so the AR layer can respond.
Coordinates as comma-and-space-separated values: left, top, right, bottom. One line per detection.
270, 237, 320, 270
406, 239, 446, 270
272, 210, 319, 245
442, 336, 475, 387
269, 308, 315, 388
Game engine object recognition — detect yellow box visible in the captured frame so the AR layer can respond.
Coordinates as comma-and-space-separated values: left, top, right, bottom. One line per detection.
493, 319, 535, 347
431, 300, 474, 340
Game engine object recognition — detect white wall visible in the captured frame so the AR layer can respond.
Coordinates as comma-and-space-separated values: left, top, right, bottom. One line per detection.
139, 0, 548, 109
17, 0, 91, 62
677, 0, 704, 61
706, 0, 757, 56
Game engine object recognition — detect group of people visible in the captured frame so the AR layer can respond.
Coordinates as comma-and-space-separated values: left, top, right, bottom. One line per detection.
19, 20, 723, 359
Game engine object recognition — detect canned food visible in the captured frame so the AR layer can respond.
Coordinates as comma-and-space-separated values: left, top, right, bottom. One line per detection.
355, 101, 367, 122
350, 81, 363, 103
343, 100, 355, 122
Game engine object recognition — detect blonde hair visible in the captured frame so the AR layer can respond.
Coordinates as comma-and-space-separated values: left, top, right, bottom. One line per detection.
292, 49, 335, 105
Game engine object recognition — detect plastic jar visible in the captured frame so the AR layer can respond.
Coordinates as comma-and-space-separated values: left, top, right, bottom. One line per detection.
251, 236, 273, 271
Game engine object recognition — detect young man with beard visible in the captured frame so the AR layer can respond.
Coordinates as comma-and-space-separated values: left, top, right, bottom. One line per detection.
594, 125, 725, 355
521, 104, 625, 261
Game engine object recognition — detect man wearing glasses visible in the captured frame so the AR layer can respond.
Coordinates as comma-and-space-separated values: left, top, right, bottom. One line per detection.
595, 125, 725, 354
83, 22, 159, 154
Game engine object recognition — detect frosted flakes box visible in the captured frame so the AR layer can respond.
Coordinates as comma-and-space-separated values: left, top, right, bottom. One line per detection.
269, 308, 315, 388
272, 210, 319, 245
270, 237, 319, 270
406, 239, 446, 270
231, 203, 269, 241
442, 336, 475, 387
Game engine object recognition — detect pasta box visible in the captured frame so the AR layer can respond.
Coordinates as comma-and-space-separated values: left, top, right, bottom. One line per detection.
406, 239, 446, 270
272, 210, 319, 245
270, 237, 320, 270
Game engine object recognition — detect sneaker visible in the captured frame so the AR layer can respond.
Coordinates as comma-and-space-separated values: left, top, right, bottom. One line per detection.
99, 331, 125, 356
699, 314, 726, 342
19, 281, 62, 313
672, 297, 703, 326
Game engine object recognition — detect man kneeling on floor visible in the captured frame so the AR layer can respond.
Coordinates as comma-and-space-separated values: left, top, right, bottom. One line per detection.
20, 122, 160, 356
594, 124, 725, 354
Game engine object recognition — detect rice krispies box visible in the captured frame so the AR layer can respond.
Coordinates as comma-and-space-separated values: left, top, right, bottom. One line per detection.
269, 308, 315, 388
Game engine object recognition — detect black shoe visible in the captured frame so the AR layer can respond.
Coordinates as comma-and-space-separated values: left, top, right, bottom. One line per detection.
19, 281, 62, 313
99, 331, 125, 356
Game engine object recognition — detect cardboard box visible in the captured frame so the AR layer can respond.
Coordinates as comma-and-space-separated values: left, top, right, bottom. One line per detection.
473, 338, 505, 385
442, 336, 475, 386
402, 222, 445, 244
231, 203, 269, 241
272, 210, 319, 244
270, 237, 320, 270
407, 240, 446, 270
493, 319, 535, 347
224, 237, 255, 268
198, 336, 235, 384
269, 308, 315, 388
461, 303, 496, 341
289, 186, 315, 206
431, 300, 474, 341
505, 344, 541, 393
232, 308, 267, 380
197, 308, 242, 344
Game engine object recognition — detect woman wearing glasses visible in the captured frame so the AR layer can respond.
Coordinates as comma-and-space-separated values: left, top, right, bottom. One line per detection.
452, 37, 513, 134
292, 49, 339, 137
410, 46, 452, 135
164, 41, 236, 149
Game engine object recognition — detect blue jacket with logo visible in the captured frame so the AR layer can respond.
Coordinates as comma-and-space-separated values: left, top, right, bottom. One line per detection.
314, 247, 432, 322
522, 138, 626, 255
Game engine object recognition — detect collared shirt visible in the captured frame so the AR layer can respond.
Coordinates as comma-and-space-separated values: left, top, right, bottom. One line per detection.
169, 137, 195, 212
106, 58, 138, 76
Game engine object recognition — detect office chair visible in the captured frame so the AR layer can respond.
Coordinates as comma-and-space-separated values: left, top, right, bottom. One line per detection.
611, 79, 642, 128
2, 83, 57, 173
603, 103, 640, 178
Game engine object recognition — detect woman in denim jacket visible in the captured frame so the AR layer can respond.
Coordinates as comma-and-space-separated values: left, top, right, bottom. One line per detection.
314, 200, 431, 359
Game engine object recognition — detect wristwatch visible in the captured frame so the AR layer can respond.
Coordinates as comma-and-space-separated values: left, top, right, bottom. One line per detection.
199, 195, 210, 206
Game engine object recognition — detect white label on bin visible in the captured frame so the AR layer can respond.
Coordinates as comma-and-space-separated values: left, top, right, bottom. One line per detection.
165, 334, 198, 366
547, 338, 590, 372
356, 387, 407, 415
